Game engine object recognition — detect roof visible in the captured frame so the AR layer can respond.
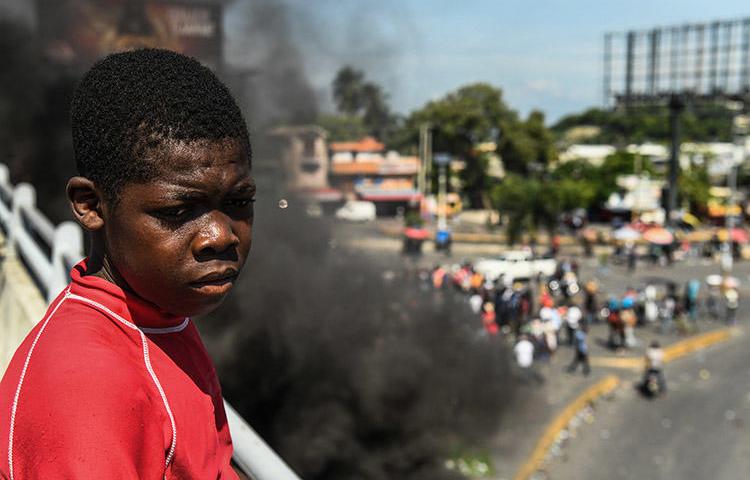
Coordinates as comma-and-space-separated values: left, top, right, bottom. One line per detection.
330, 136, 385, 153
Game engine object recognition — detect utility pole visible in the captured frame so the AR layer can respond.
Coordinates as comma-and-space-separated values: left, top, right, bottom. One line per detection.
418, 124, 427, 200
425, 127, 433, 197
666, 94, 684, 228
434, 153, 451, 232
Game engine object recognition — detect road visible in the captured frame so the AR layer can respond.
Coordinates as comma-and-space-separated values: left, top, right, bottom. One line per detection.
545, 330, 750, 480
331, 219, 750, 479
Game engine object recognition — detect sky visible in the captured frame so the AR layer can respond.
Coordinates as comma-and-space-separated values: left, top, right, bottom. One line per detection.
228, 0, 750, 123
4, 0, 750, 123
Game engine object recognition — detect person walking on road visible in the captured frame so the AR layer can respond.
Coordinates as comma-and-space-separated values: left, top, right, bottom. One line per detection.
567, 325, 591, 376
641, 340, 667, 394
515, 335, 543, 384
725, 287, 739, 325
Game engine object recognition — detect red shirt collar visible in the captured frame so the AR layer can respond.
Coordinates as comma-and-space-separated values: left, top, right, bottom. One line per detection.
69, 259, 188, 330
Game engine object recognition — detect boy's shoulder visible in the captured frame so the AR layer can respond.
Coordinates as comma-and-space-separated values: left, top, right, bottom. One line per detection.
2, 295, 155, 404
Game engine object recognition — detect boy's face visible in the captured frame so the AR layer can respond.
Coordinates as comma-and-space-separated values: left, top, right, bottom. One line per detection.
102, 139, 254, 317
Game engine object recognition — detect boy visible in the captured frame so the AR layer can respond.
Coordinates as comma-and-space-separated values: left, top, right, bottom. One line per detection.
0, 49, 254, 478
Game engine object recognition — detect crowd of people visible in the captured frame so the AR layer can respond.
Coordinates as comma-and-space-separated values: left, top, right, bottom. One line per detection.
428, 257, 741, 384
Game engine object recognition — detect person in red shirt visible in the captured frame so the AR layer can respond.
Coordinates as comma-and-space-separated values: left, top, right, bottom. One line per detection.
0, 49, 254, 479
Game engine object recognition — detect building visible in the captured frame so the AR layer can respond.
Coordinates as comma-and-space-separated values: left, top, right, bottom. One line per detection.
329, 137, 421, 215
558, 144, 616, 166
268, 126, 343, 203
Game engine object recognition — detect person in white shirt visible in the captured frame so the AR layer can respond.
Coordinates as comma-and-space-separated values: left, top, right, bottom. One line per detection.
643, 340, 666, 393
564, 304, 582, 345
514, 335, 535, 368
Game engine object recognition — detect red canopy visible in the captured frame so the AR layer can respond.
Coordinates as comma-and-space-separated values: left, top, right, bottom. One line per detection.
404, 227, 429, 240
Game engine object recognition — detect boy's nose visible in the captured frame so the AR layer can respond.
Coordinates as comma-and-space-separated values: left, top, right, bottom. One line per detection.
193, 211, 240, 259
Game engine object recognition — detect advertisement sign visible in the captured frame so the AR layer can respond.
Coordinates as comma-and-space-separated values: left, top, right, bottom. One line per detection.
36, 0, 222, 69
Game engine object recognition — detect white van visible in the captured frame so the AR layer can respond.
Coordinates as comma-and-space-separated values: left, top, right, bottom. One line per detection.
335, 201, 377, 222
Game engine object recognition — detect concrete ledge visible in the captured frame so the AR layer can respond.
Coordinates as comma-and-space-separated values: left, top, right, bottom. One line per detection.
513, 375, 621, 480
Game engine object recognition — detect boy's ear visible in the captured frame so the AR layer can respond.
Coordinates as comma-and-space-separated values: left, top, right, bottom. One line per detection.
66, 176, 105, 231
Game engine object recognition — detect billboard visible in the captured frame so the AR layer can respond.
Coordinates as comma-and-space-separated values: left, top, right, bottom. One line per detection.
36, 0, 223, 70
604, 17, 750, 106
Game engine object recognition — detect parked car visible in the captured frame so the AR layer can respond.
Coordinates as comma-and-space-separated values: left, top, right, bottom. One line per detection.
474, 250, 557, 282
335, 201, 377, 222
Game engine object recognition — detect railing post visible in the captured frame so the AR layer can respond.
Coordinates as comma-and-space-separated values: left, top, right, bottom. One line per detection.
8, 183, 36, 258
49, 222, 84, 302
0, 165, 9, 192
0, 165, 11, 234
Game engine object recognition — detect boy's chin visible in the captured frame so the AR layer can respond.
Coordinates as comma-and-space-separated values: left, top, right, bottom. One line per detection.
167, 292, 229, 318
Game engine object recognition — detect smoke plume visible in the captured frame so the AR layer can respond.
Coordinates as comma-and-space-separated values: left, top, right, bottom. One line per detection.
201, 194, 515, 480
0, 2, 520, 478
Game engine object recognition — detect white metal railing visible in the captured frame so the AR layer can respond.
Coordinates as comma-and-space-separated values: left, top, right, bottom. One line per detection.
0, 164, 301, 480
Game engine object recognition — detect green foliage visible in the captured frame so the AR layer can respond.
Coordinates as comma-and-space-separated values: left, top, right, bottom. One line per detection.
316, 114, 367, 142
395, 84, 558, 207
330, 66, 398, 142
332, 66, 366, 116
553, 106, 733, 144
395, 84, 514, 206
490, 175, 558, 244
678, 165, 711, 213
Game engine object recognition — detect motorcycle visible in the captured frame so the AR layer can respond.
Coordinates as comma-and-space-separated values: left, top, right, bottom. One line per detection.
640, 369, 665, 398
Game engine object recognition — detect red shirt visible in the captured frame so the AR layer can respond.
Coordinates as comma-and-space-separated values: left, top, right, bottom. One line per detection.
0, 260, 239, 479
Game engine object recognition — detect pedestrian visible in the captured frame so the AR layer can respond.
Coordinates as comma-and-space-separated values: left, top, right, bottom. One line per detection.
482, 302, 498, 336
584, 280, 599, 324
725, 287, 739, 325
0, 49, 251, 478
644, 284, 659, 324
642, 340, 667, 394
543, 318, 558, 358
621, 297, 638, 348
514, 335, 543, 383
432, 265, 447, 289
469, 291, 484, 314
626, 242, 637, 272
567, 325, 591, 376
684, 279, 700, 322
607, 297, 622, 349
564, 304, 583, 346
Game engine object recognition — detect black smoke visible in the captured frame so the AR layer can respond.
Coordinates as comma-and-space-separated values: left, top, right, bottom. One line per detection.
0, 2, 520, 478
0, 13, 78, 223
201, 194, 515, 480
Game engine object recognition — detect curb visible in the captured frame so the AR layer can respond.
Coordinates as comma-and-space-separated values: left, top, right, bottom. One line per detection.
589, 326, 738, 370
513, 375, 621, 480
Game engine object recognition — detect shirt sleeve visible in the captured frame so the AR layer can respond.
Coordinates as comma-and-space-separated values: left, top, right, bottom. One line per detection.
8, 349, 171, 480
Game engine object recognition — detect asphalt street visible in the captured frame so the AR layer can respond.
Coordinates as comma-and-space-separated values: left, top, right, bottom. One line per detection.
332, 219, 750, 479
545, 329, 750, 480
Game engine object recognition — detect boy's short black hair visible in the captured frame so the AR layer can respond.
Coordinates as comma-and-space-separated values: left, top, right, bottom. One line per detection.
71, 48, 250, 204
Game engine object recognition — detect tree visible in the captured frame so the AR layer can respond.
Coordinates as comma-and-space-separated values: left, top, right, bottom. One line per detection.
332, 67, 366, 116
553, 105, 734, 145
678, 165, 711, 214
397, 84, 521, 207
329, 66, 398, 142
317, 114, 367, 142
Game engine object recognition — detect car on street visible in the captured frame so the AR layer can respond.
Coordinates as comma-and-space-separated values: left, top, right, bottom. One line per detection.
334, 200, 377, 222
474, 250, 557, 282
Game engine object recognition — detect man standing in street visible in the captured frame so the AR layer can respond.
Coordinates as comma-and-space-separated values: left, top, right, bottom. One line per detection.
567, 325, 591, 376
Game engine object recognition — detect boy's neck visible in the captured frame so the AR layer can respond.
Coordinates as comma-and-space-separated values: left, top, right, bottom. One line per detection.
86, 236, 129, 290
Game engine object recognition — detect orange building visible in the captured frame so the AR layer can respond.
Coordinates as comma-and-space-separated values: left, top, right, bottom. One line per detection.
329, 137, 421, 214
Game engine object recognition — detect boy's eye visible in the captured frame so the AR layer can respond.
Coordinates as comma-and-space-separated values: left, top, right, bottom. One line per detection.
227, 197, 255, 208
156, 205, 191, 219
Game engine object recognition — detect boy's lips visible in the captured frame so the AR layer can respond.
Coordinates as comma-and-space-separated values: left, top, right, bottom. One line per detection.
189, 269, 239, 295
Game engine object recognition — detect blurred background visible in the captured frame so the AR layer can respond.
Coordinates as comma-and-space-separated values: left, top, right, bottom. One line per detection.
3, 1, 750, 479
